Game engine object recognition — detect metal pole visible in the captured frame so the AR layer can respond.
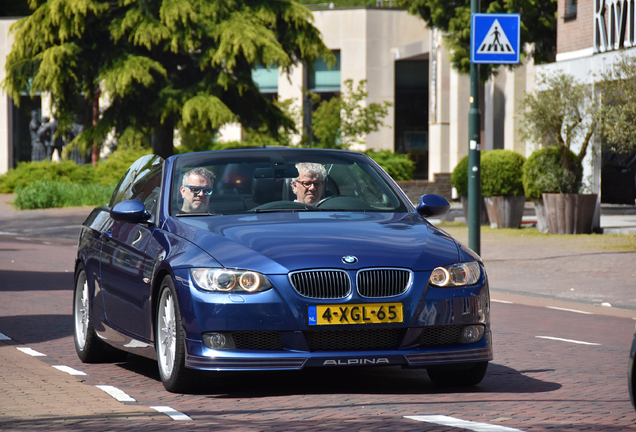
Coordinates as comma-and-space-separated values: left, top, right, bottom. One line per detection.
468, 0, 481, 255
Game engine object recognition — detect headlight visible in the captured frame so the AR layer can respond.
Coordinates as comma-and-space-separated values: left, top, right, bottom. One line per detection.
429, 262, 481, 287
190, 268, 272, 293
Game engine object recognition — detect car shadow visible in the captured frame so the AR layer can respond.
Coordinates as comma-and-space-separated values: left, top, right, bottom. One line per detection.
117, 356, 561, 397
0, 314, 72, 344
0, 270, 73, 291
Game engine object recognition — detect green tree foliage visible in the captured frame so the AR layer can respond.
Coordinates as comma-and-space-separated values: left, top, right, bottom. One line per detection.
451, 155, 470, 197
365, 150, 414, 180
520, 71, 600, 193
597, 55, 636, 154
480, 149, 525, 197
311, 79, 392, 149
522, 146, 580, 200
398, 0, 557, 77
3, 0, 332, 159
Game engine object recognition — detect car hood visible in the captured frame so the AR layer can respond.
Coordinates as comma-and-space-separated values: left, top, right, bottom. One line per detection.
167, 212, 461, 274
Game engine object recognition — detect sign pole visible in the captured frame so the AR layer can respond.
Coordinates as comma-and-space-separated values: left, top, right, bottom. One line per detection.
468, 0, 481, 255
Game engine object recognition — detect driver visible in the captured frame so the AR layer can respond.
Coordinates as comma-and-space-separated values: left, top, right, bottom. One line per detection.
180, 167, 215, 213
291, 163, 327, 206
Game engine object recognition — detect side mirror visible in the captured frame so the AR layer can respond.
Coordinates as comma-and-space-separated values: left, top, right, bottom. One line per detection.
111, 199, 151, 223
416, 194, 450, 218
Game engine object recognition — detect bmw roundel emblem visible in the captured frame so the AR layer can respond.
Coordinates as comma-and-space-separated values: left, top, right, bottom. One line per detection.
342, 256, 358, 264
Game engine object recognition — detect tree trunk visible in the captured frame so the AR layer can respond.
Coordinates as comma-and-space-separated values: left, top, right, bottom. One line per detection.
154, 118, 174, 159
91, 88, 101, 166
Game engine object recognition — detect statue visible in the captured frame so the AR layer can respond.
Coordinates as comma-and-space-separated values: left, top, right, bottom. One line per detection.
29, 110, 46, 162
37, 116, 53, 160
66, 116, 88, 165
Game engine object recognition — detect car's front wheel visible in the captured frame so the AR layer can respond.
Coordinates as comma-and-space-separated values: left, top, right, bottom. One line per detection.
73, 266, 126, 363
156, 275, 197, 393
426, 361, 488, 387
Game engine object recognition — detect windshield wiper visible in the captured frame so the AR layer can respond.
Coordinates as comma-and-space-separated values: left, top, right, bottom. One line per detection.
175, 212, 218, 217
254, 207, 312, 213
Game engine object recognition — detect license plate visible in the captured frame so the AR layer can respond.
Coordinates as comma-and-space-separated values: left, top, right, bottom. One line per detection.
308, 303, 403, 326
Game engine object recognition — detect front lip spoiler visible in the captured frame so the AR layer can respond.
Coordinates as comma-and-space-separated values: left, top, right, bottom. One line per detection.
185, 347, 493, 371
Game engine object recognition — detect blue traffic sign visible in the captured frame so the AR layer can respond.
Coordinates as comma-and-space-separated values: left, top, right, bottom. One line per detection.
471, 13, 520, 64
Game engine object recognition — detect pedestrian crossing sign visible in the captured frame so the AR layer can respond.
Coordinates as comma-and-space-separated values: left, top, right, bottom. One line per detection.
471, 13, 520, 64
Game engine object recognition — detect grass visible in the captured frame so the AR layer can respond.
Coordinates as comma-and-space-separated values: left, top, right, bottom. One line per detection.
12, 180, 114, 210
435, 222, 636, 251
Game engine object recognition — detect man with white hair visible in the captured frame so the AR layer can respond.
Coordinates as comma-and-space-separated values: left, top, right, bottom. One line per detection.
180, 167, 215, 213
291, 162, 327, 206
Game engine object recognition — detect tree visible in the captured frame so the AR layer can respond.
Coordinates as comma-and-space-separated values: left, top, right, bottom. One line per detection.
311, 79, 391, 149
397, 0, 557, 78
597, 55, 636, 154
3, 0, 332, 161
519, 71, 600, 193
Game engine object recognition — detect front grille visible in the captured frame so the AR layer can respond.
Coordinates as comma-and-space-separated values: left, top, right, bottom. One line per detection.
303, 328, 406, 351
289, 270, 351, 299
357, 268, 412, 298
418, 325, 464, 346
231, 331, 284, 350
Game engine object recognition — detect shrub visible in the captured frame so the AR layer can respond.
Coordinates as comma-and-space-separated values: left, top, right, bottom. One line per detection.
451, 155, 470, 196
364, 150, 414, 180
12, 180, 114, 210
0, 160, 95, 193
522, 146, 582, 200
94, 146, 152, 186
481, 150, 525, 197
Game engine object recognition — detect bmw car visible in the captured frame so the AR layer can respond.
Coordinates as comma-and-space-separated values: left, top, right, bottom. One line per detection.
73, 148, 492, 392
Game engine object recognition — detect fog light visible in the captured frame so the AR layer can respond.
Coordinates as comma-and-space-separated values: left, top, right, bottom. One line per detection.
202, 332, 236, 350
459, 325, 484, 344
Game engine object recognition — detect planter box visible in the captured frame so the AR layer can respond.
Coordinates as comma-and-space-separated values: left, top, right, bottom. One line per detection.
542, 193, 598, 234
459, 196, 490, 225
483, 196, 526, 229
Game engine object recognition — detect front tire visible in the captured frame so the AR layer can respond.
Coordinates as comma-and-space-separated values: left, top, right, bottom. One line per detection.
427, 361, 488, 387
73, 266, 125, 363
156, 275, 197, 393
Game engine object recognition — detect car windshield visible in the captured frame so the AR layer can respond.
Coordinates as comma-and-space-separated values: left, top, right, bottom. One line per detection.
170, 149, 410, 215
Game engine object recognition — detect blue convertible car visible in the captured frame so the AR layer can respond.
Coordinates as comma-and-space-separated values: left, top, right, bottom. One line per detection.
73, 148, 492, 392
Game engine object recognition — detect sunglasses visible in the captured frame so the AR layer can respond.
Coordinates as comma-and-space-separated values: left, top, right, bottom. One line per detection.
184, 185, 213, 196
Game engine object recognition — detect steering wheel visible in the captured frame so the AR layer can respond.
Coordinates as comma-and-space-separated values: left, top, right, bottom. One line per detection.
315, 195, 338, 207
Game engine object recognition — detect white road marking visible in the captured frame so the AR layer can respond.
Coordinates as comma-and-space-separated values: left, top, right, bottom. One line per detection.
492, 299, 513, 304
546, 306, 594, 315
536, 336, 601, 346
405, 415, 526, 431
0, 332, 11, 340
16, 347, 46, 356
151, 406, 193, 421
52, 365, 87, 376
96, 385, 136, 402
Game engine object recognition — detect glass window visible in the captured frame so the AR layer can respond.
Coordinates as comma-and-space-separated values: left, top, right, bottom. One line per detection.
252, 64, 279, 93
309, 50, 340, 92
109, 154, 164, 216
170, 149, 409, 215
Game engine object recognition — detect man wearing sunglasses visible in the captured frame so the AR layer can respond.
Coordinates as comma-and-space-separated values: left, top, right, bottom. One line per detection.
291, 162, 327, 206
180, 167, 215, 213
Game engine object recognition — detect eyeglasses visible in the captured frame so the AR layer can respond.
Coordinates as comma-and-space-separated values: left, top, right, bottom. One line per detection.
184, 185, 213, 196
296, 180, 323, 189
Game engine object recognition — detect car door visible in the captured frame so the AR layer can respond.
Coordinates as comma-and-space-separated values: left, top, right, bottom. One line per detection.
100, 155, 164, 339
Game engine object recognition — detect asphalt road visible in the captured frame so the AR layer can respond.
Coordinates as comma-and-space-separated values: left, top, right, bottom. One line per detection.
1, 198, 636, 430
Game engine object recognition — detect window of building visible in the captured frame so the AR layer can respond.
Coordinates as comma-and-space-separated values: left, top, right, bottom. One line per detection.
564, 0, 577, 20
309, 50, 341, 92
252, 64, 279, 95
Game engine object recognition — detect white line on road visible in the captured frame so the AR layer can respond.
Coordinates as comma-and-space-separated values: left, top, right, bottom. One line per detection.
492, 299, 513, 304
0, 332, 11, 340
405, 415, 526, 431
16, 347, 46, 356
546, 306, 594, 315
151, 406, 193, 421
52, 365, 87, 376
96, 385, 136, 402
536, 336, 601, 346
